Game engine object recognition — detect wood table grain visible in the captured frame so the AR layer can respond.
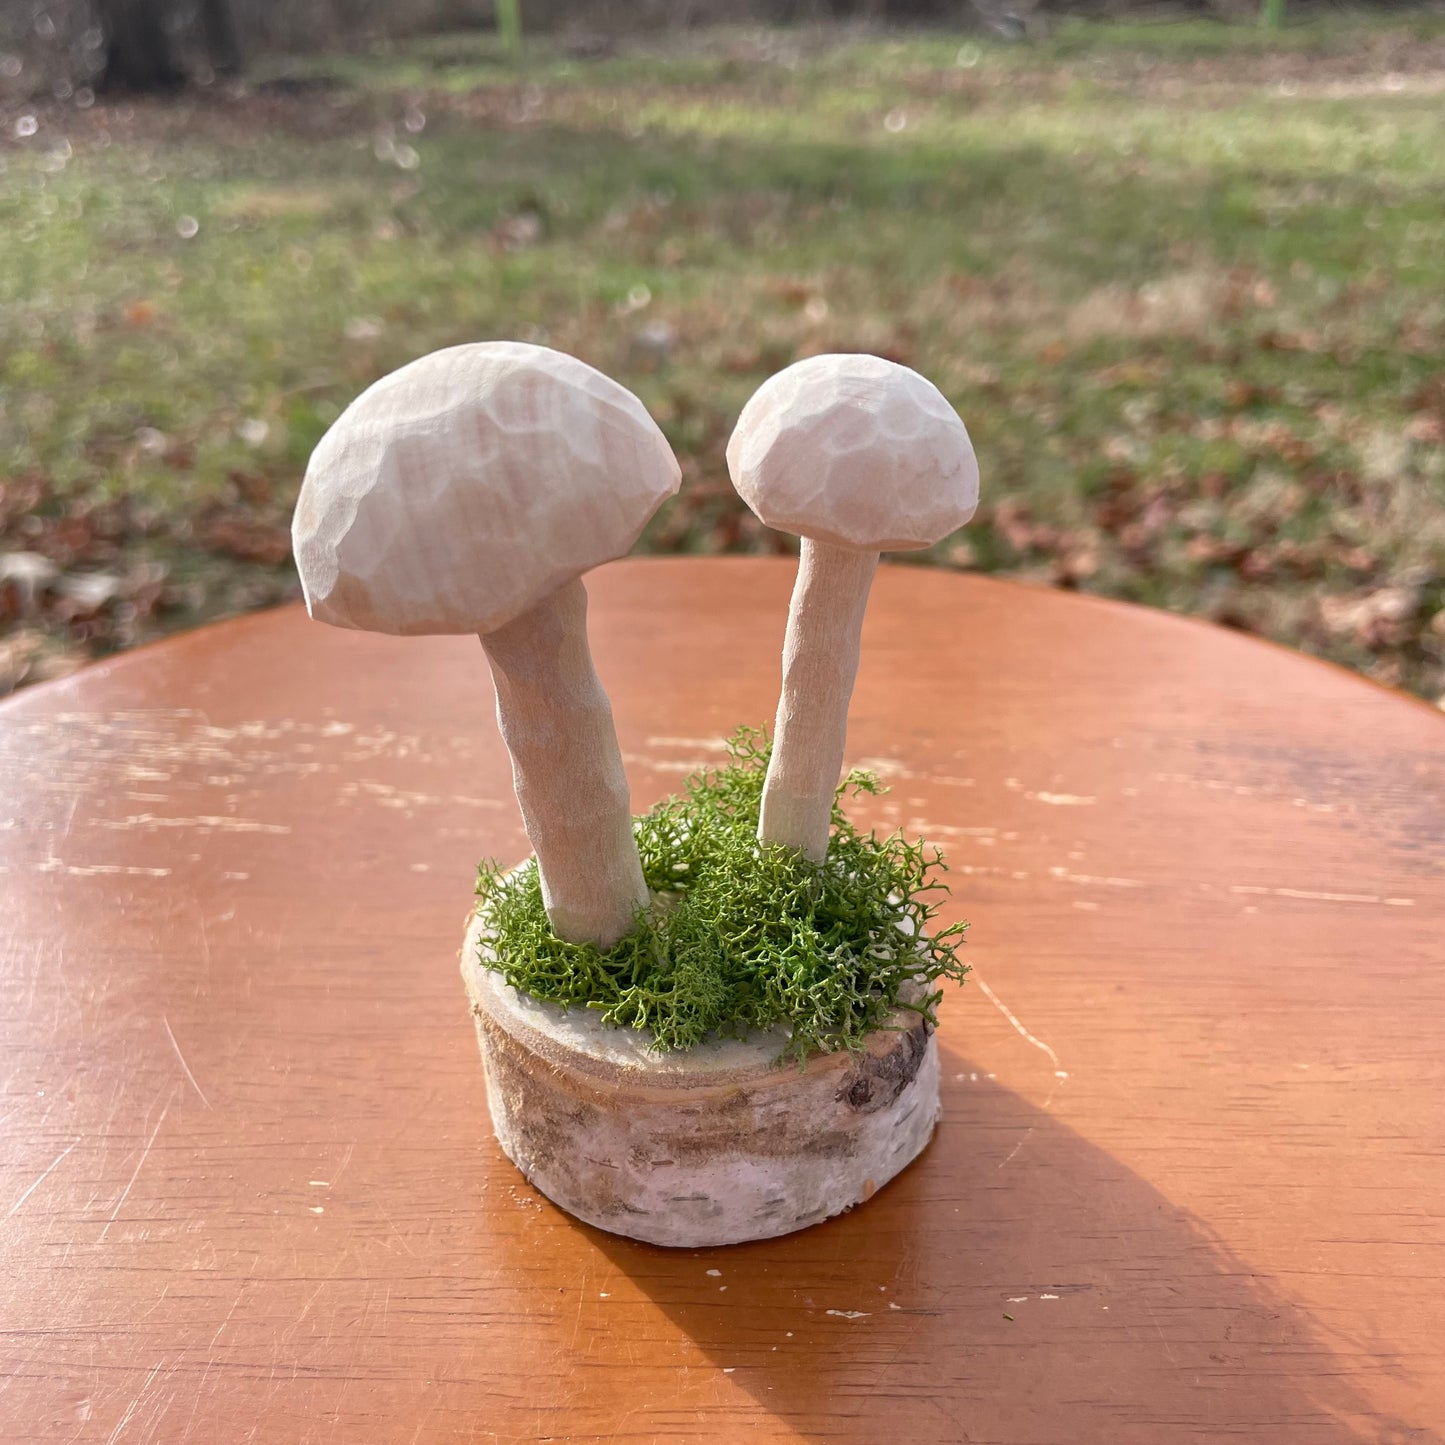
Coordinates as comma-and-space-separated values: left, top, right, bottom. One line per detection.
1, 557, 1441, 1445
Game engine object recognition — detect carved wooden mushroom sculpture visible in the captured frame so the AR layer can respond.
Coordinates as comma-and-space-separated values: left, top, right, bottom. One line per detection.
455, 356, 973, 1249
292, 341, 680, 948
727, 353, 979, 861
296, 345, 960, 1250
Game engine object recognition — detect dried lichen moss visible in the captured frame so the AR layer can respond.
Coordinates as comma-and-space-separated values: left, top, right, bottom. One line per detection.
473, 728, 968, 1064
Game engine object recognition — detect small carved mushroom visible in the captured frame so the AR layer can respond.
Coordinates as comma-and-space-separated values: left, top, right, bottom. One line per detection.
293, 341, 680, 947
727, 353, 978, 861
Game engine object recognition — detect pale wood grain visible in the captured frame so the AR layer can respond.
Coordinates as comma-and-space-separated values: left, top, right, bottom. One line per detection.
480, 578, 647, 947
759, 542, 878, 859
728, 354, 978, 860
292, 341, 678, 946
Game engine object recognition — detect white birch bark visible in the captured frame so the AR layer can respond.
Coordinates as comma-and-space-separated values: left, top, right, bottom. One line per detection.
461, 911, 941, 1248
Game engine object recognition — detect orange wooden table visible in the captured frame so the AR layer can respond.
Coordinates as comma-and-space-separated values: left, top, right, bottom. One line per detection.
2, 557, 1442, 1444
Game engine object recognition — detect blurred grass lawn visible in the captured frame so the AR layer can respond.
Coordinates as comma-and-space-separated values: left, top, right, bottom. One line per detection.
1, 13, 1443, 698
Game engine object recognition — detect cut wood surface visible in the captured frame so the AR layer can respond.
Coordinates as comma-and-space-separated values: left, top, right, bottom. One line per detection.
1, 558, 1442, 1444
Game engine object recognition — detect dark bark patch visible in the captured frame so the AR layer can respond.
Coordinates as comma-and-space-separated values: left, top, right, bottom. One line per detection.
836, 1016, 930, 1114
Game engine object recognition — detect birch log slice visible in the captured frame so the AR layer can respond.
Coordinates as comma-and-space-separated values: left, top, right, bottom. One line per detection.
460, 909, 942, 1247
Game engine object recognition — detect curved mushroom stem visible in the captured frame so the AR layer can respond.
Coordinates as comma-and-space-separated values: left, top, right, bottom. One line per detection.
759, 540, 879, 862
480, 577, 648, 949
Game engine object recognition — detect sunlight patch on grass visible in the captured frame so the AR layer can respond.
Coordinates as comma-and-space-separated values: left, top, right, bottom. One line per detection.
0, 14, 1441, 698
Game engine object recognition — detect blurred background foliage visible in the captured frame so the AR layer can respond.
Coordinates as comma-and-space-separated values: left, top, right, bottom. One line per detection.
1, 0, 1442, 701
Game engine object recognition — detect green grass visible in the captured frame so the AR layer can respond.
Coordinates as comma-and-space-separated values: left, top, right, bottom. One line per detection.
1, 13, 1443, 698
473, 729, 967, 1062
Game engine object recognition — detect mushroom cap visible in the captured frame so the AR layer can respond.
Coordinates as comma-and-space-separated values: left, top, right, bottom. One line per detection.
293, 342, 681, 636
726, 353, 978, 552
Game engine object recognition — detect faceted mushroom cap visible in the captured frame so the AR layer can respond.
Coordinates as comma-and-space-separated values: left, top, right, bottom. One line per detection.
726, 353, 978, 552
293, 342, 681, 636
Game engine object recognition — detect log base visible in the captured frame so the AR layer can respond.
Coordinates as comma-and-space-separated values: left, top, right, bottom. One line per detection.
461, 909, 941, 1247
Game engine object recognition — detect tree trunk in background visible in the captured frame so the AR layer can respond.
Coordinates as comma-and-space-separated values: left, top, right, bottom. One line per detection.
96, 0, 184, 91
199, 0, 244, 76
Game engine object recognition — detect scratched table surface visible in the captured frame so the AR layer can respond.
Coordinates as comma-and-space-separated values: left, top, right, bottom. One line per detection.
1, 557, 1442, 1444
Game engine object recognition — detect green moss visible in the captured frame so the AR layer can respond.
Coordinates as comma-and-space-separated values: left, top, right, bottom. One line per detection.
473, 728, 968, 1066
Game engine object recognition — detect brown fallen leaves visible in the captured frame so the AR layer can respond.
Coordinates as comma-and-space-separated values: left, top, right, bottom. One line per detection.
4, 420, 1441, 705
194, 500, 294, 567
950, 466, 1444, 704
0, 472, 298, 697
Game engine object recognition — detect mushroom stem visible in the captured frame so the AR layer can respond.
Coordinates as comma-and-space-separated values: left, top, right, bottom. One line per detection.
480, 577, 648, 949
759, 540, 879, 862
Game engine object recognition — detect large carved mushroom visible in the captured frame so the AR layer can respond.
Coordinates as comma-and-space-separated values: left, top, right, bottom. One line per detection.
727, 353, 979, 862
293, 341, 680, 948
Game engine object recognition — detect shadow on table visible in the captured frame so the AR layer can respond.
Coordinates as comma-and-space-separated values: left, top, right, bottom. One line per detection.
581, 1046, 1426, 1445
